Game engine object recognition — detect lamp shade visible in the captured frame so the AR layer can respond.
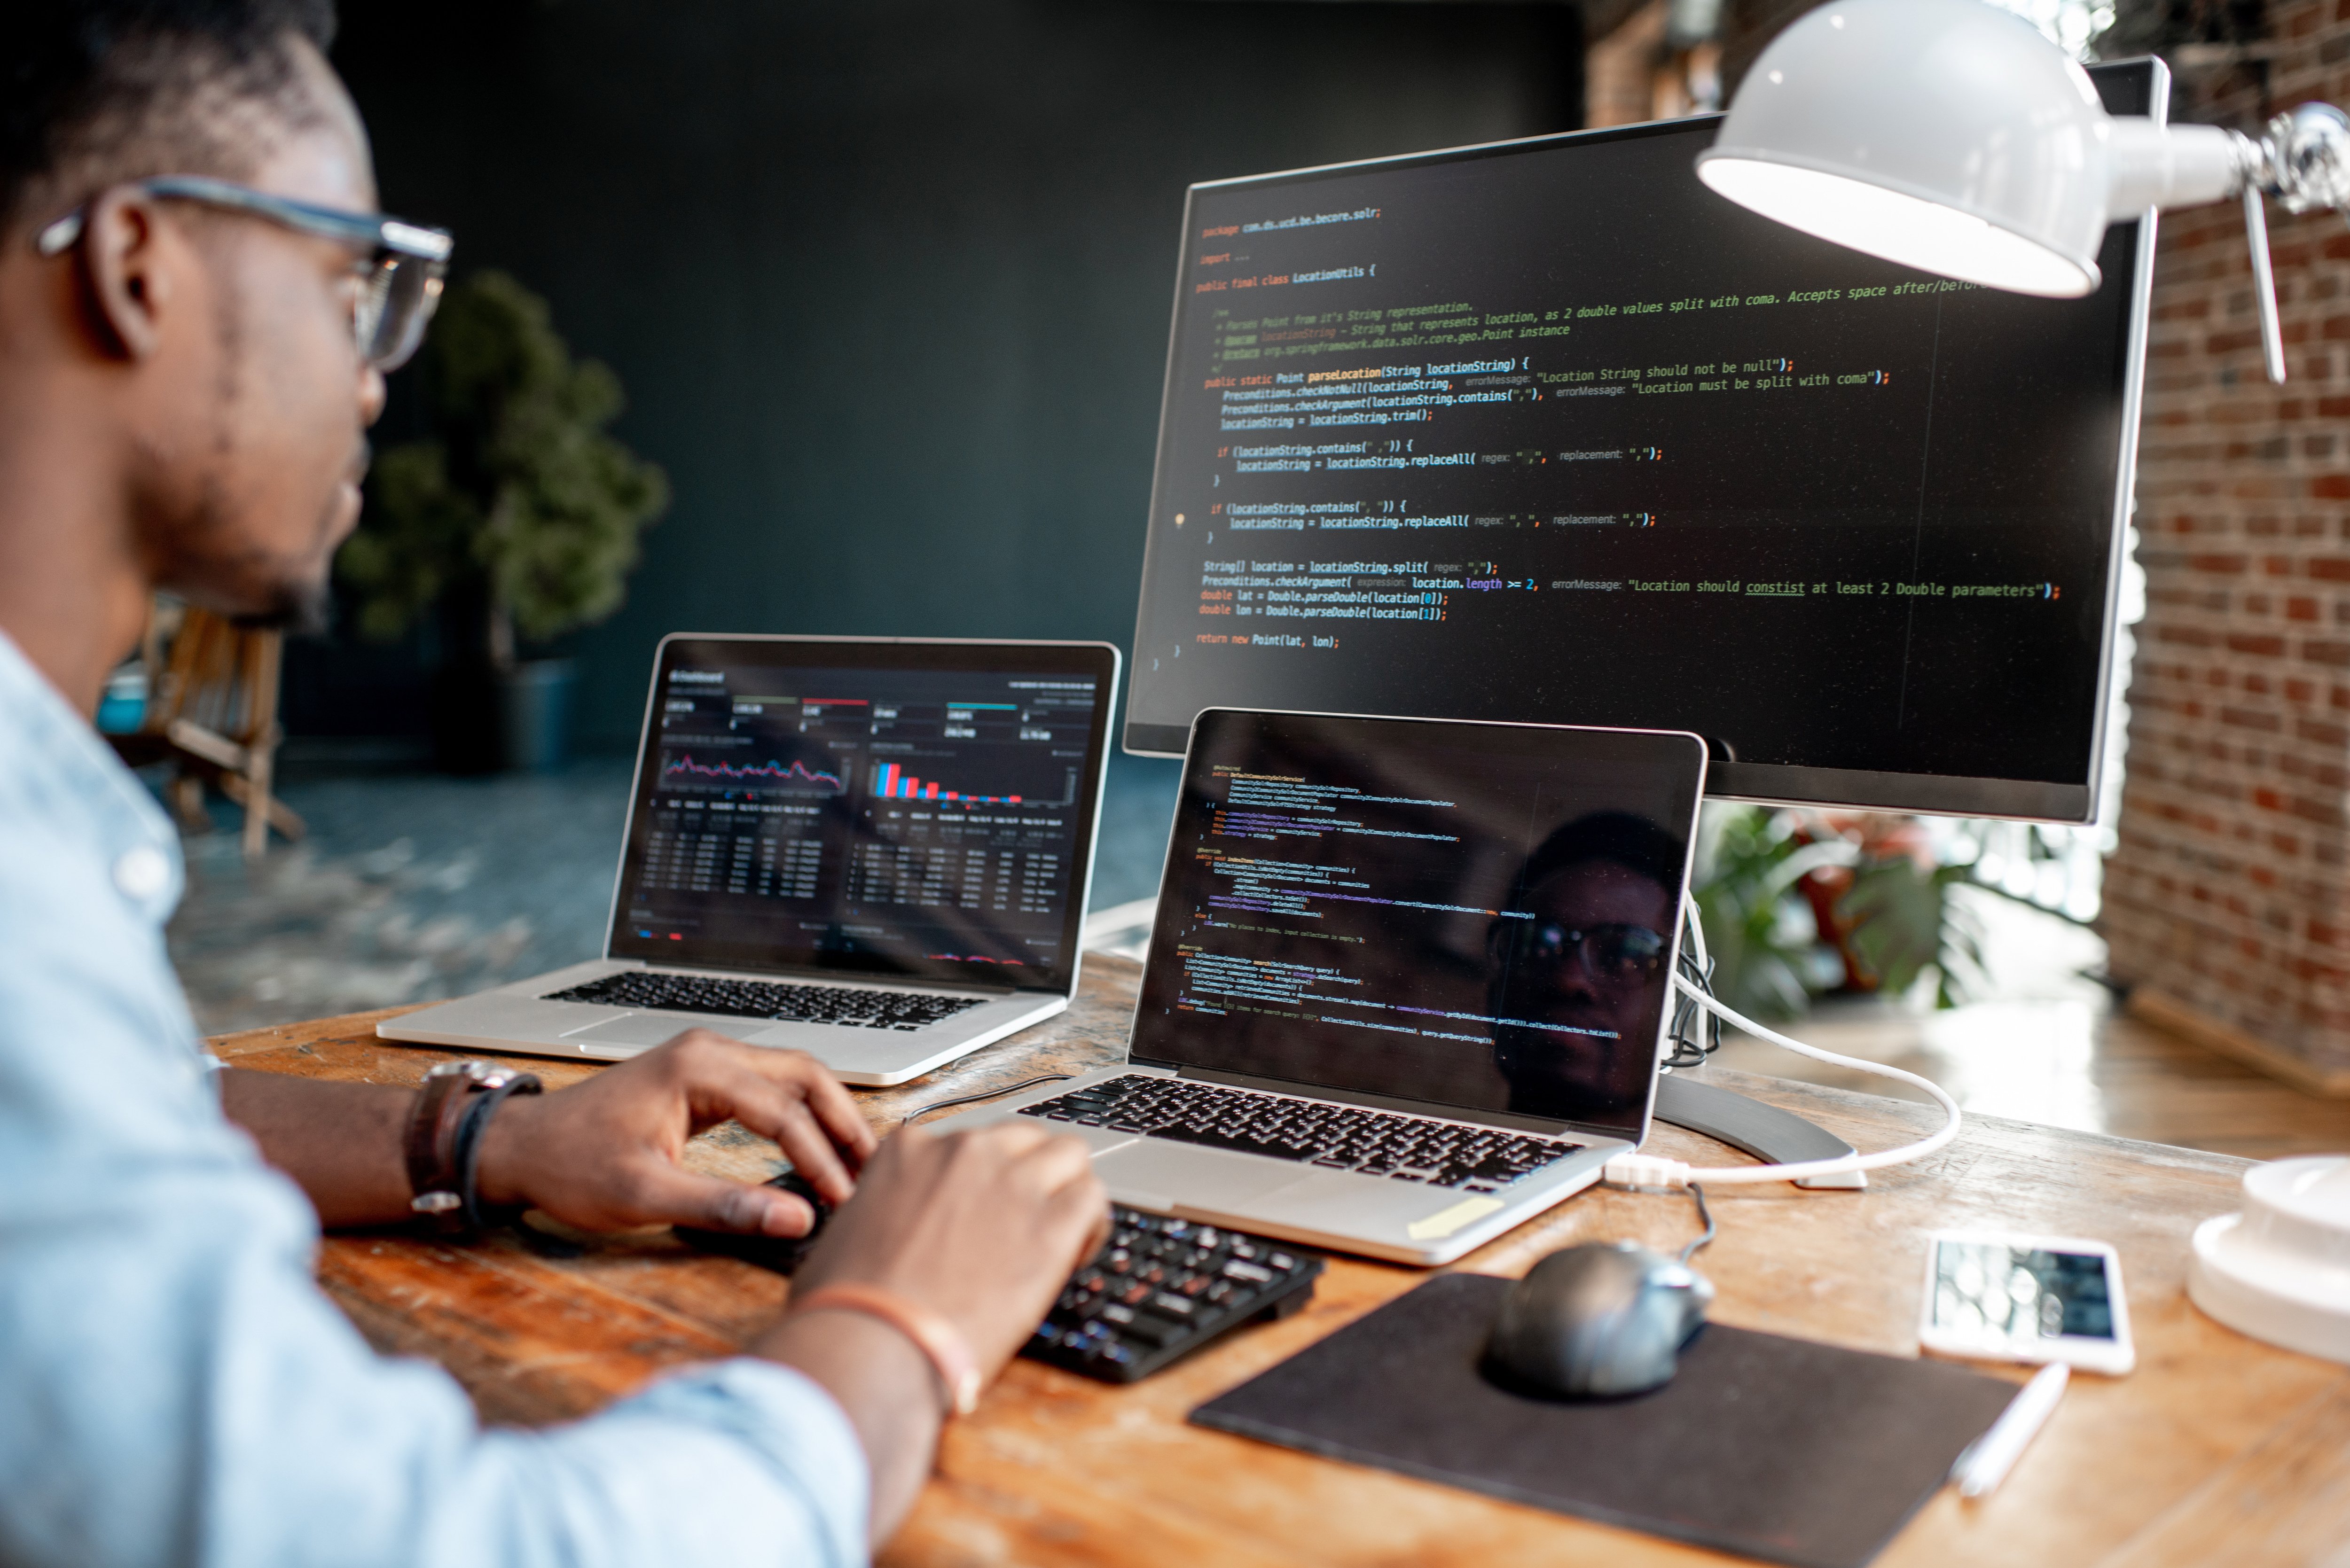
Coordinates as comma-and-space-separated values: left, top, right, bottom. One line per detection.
1695, 0, 2122, 296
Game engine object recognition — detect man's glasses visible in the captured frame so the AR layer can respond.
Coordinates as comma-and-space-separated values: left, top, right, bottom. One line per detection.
35, 175, 454, 372
1508, 921, 1668, 986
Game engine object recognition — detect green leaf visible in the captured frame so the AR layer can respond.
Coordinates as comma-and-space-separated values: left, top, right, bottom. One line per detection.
1834, 858, 1944, 999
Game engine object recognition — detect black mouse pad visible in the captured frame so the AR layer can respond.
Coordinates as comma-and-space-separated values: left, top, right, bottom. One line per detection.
1190, 1273, 2017, 1568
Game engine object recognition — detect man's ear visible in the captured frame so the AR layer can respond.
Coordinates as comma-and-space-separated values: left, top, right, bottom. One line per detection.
77, 188, 175, 361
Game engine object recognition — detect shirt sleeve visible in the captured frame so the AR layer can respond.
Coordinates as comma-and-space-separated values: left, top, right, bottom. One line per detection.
0, 817, 870, 1568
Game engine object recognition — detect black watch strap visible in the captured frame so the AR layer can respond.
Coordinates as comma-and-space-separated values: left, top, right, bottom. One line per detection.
451, 1070, 544, 1234
402, 1061, 540, 1235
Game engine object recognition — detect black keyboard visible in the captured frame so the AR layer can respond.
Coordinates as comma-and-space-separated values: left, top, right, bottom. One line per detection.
544, 971, 982, 1031
1026, 1206, 1321, 1382
1019, 1075, 1580, 1193
676, 1176, 1322, 1384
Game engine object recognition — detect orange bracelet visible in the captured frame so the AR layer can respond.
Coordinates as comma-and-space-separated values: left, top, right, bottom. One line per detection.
791, 1284, 983, 1417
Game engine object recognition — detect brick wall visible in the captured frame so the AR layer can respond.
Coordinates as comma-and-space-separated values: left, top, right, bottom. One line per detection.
2101, 2, 2350, 1089
1588, 0, 1673, 127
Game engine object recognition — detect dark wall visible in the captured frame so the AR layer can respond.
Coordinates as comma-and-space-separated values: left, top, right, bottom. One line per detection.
312, 0, 1583, 748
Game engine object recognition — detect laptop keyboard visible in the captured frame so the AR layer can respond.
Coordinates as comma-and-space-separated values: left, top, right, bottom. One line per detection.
1019, 1075, 1580, 1192
543, 971, 983, 1031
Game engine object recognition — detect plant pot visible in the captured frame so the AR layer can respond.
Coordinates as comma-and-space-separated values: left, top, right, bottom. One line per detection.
497, 658, 576, 773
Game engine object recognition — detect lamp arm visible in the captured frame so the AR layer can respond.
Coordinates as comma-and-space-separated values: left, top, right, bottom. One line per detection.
2243, 187, 2289, 386
2102, 120, 2251, 218
2102, 105, 2350, 386
2103, 105, 2350, 219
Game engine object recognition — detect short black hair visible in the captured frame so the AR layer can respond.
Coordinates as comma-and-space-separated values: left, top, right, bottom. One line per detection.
1509, 810, 1687, 905
2, 1, 338, 235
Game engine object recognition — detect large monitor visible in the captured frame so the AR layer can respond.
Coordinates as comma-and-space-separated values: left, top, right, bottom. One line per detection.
1123, 61, 2160, 822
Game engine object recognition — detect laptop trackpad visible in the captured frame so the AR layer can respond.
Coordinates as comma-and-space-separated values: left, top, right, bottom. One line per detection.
1091, 1142, 1297, 1210
563, 1013, 746, 1047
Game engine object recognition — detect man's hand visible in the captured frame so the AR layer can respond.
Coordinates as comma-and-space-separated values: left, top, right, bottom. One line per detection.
221, 1030, 876, 1233
476, 1030, 877, 1237
750, 1119, 1108, 1539
780, 1119, 1110, 1372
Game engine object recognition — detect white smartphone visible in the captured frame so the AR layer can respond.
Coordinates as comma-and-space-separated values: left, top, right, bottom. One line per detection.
1919, 1230, 2135, 1375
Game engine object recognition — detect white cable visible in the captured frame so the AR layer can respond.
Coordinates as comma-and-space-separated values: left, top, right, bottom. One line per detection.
1606, 900, 1964, 1189
1681, 884, 1710, 974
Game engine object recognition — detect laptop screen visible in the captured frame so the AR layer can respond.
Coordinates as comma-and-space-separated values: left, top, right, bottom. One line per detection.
609, 637, 1120, 992
1132, 710, 1705, 1139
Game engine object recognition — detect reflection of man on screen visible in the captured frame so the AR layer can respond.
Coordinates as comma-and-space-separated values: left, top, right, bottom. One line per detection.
1487, 812, 1684, 1121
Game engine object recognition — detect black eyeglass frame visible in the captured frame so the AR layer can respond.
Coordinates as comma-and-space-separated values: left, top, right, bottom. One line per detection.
33, 174, 454, 371
1503, 921, 1671, 985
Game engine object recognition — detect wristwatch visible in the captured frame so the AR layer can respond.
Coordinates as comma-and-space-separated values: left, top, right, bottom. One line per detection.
402, 1061, 540, 1233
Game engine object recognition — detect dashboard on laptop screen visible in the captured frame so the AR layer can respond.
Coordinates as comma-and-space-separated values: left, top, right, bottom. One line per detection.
1131, 710, 1705, 1139
609, 637, 1119, 992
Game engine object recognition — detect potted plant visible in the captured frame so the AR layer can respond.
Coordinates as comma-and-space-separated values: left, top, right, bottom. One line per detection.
338, 271, 668, 770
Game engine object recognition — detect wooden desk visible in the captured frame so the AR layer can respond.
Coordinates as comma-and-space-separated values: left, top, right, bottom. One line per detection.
211, 956, 2350, 1568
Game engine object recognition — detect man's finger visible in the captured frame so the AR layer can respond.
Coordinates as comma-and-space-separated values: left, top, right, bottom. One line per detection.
961, 1117, 1055, 1158
791, 1060, 878, 1161
638, 1164, 818, 1236
768, 1109, 860, 1207
679, 1043, 878, 1172
715, 1044, 877, 1162
1016, 1129, 1101, 1196
707, 1065, 861, 1204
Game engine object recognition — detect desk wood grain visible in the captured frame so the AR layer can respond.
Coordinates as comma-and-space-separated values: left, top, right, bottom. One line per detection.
210, 956, 2350, 1567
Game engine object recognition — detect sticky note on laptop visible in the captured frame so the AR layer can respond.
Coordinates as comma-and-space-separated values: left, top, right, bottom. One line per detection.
1407, 1196, 1504, 1241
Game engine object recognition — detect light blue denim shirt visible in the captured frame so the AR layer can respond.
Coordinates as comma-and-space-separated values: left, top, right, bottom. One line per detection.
0, 630, 870, 1568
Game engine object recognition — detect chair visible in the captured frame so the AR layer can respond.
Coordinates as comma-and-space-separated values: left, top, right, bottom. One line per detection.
107, 601, 305, 860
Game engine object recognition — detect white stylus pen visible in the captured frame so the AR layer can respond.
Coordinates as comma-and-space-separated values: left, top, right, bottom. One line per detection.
1952, 1361, 2069, 1499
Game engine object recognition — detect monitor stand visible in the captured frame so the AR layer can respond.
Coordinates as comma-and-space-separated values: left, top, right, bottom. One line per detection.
1652, 1075, 1867, 1191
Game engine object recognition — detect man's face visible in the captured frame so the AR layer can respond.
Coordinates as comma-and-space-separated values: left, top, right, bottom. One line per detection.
1488, 859, 1675, 1108
132, 44, 385, 630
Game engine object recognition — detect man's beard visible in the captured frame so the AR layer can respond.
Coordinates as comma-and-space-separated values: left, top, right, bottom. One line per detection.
229, 447, 366, 638
229, 573, 334, 636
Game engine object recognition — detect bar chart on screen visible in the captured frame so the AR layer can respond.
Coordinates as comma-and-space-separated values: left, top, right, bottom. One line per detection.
870, 760, 1077, 807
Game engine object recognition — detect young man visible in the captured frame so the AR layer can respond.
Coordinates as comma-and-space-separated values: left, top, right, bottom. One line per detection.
0, 5, 1105, 1563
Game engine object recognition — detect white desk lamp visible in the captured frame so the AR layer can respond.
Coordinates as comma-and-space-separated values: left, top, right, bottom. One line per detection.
1692, 0, 2350, 383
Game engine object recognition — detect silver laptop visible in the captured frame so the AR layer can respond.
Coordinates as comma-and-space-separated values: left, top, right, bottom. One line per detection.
381, 634, 1121, 1086
928, 708, 1707, 1264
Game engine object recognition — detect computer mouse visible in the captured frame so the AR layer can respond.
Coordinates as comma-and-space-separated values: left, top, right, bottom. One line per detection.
672, 1170, 832, 1275
1483, 1240, 1715, 1398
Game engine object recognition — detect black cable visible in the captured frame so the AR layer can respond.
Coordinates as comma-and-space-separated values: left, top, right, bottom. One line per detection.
899, 1074, 1073, 1130
1678, 1183, 1716, 1264
1663, 899, 1722, 1070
